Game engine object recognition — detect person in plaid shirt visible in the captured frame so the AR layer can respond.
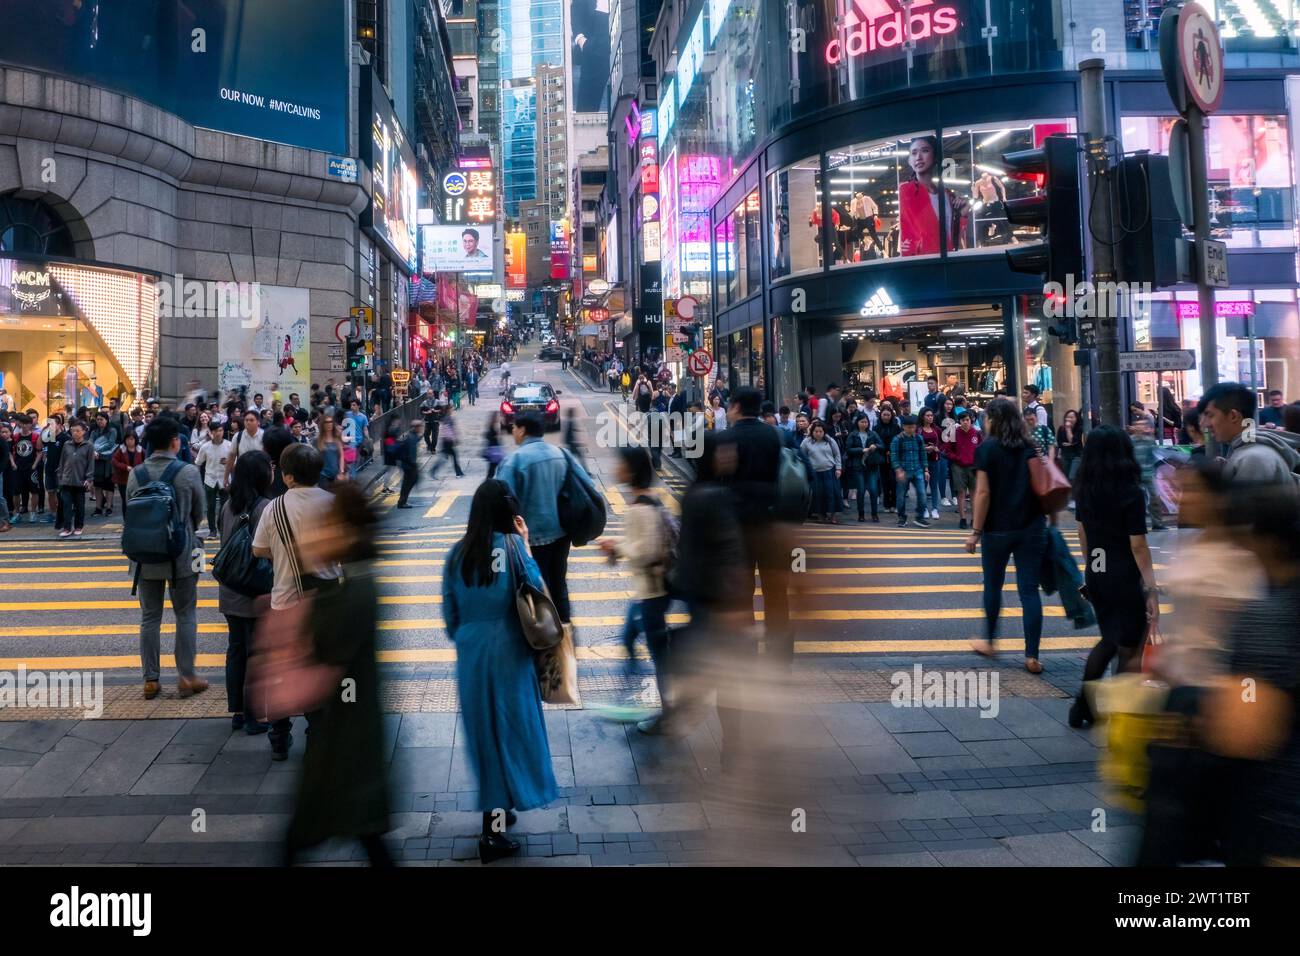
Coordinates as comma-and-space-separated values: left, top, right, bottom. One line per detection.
891, 415, 931, 527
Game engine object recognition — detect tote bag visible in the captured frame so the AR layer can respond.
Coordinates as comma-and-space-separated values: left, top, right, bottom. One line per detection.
1027, 450, 1071, 514
246, 498, 342, 720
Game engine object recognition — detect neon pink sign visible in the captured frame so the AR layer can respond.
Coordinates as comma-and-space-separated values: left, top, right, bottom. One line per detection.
1175, 301, 1255, 318
826, 0, 960, 65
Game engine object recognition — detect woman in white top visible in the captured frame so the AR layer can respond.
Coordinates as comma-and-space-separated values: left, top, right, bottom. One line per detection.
190, 412, 211, 453
708, 394, 727, 431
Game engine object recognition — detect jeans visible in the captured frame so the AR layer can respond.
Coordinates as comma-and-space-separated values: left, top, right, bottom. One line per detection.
622, 594, 671, 703
0, 491, 8, 524
979, 518, 1047, 658
849, 467, 879, 518
895, 472, 927, 519
139, 574, 199, 681
398, 462, 419, 506
742, 521, 792, 663
204, 483, 226, 534
929, 457, 948, 508
811, 469, 839, 516
1142, 480, 1165, 528
58, 486, 86, 530
530, 537, 572, 623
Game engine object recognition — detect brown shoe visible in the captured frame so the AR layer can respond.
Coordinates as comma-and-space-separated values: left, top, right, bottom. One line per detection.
1024, 658, 1044, 675
178, 676, 210, 698
143, 680, 161, 700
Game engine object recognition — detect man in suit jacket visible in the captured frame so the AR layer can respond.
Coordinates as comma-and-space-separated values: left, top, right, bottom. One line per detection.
126, 415, 208, 700
719, 386, 795, 662
668, 383, 689, 458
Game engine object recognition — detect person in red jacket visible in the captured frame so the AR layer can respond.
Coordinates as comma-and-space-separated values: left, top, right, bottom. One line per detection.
110, 431, 146, 515
898, 135, 969, 256
943, 409, 982, 529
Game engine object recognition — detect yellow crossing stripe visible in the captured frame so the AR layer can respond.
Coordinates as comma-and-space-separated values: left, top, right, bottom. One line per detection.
422, 490, 463, 519
0, 636, 1105, 671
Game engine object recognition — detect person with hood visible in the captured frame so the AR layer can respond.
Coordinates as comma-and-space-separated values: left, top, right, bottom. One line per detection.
1200, 382, 1300, 488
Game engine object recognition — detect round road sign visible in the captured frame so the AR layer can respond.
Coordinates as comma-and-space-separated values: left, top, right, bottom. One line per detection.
687, 348, 713, 378
1178, 3, 1223, 114
676, 295, 699, 320
335, 319, 353, 343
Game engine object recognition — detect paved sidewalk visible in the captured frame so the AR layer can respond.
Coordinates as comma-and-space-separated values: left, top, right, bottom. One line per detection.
0, 654, 1141, 867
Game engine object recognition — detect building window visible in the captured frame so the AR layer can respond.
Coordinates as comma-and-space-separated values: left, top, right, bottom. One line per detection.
767, 156, 821, 279
944, 121, 1074, 255
1123, 114, 1295, 248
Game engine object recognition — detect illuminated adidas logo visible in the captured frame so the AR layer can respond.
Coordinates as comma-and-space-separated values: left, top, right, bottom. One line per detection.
860, 288, 901, 317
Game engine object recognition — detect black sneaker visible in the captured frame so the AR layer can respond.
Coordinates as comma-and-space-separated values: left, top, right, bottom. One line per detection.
231, 714, 245, 732
914, 517, 931, 528
270, 733, 293, 760
897, 516, 908, 527
871, 514, 880, 523
959, 518, 968, 530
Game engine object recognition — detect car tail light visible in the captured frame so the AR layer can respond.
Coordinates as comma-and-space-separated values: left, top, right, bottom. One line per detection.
501, 401, 514, 414
545, 400, 559, 414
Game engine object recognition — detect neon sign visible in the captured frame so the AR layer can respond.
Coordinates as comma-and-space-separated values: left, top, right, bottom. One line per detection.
826, 0, 960, 65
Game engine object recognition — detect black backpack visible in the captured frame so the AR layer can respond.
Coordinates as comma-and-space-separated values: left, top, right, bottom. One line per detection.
556, 447, 607, 546
122, 460, 188, 571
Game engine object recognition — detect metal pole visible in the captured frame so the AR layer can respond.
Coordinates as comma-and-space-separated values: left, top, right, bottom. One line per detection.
1079, 57, 1122, 427
1186, 105, 1219, 388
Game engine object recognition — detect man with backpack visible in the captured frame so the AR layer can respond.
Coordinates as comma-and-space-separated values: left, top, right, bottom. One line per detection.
497, 411, 602, 626
125, 416, 207, 700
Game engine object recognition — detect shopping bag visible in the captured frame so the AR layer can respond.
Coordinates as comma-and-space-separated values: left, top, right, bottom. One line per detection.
1090, 670, 1180, 814
534, 624, 580, 705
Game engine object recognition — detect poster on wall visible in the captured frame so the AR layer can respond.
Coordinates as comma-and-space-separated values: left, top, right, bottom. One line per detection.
0, 0, 349, 154
570, 0, 611, 113
217, 286, 311, 402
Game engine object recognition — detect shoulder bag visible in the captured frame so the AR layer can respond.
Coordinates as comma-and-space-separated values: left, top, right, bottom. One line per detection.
211, 504, 274, 597
247, 497, 342, 720
1027, 445, 1071, 515
509, 535, 564, 651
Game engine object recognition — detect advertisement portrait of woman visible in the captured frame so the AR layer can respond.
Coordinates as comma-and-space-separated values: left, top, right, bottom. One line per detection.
898, 135, 969, 256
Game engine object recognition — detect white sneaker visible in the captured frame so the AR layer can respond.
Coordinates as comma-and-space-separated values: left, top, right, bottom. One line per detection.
942, 497, 952, 507
58, 529, 73, 538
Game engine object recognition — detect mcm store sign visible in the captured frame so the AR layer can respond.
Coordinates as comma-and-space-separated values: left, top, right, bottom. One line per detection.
825, 0, 961, 65
2, 262, 64, 316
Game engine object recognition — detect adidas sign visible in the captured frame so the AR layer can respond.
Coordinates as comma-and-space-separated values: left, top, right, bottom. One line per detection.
860, 288, 901, 317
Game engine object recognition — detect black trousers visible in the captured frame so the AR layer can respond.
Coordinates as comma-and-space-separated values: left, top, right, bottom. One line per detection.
397, 462, 419, 506
530, 537, 572, 623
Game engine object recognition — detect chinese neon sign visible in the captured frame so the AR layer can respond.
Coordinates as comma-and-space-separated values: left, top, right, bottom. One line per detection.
825, 0, 960, 65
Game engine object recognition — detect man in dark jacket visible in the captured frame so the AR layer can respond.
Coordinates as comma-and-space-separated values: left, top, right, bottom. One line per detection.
718, 386, 794, 662
668, 384, 689, 458
396, 421, 423, 509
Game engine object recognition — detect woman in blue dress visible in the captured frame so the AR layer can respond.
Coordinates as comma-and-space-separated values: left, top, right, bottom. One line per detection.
443, 479, 558, 863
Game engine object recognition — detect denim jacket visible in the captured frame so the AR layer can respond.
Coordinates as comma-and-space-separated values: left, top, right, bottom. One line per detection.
496, 436, 591, 546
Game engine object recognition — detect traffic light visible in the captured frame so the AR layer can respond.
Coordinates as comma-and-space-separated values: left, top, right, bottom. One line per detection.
1116, 152, 1180, 288
346, 338, 365, 373
681, 322, 701, 354
1003, 135, 1084, 327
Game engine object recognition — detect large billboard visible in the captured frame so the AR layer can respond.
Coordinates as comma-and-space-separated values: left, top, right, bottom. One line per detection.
0, 0, 348, 154
505, 231, 527, 289
363, 71, 419, 275
423, 225, 497, 274
217, 286, 311, 402
570, 0, 611, 114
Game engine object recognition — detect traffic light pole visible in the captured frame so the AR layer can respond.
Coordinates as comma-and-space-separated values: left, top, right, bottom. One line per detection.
1079, 58, 1122, 428
1186, 105, 1219, 389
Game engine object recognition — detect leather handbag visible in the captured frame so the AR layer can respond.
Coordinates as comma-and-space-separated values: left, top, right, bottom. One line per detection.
534, 624, 579, 705
1028, 449, 1071, 514
509, 536, 564, 651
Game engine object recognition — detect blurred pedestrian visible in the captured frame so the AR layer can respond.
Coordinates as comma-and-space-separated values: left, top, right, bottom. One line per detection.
429, 404, 464, 478
396, 420, 423, 509
1068, 426, 1160, 726
284, 483, 391, 866
443, 480, 557, 863
483, 411, 503, 480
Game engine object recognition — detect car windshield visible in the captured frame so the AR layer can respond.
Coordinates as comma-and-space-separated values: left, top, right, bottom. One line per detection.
512, 386, 550, 400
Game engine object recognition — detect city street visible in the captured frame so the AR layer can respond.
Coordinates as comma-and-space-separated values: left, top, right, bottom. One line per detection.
0, 352, 1150, 866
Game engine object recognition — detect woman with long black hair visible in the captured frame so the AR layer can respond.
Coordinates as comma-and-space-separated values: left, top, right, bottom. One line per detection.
1068, 425, 1159, 726
875, 405, 901, 511
966, 398, 1048, 674
218, 450, 274, 734
443, 479, 557, 863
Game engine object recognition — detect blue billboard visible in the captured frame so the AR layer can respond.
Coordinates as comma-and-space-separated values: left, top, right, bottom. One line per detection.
0, 0, 349, 155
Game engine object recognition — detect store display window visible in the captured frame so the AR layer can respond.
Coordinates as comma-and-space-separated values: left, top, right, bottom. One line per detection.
767, 156, 822, 279
1122, 114, 1294, 248
942, 121, 1073, 253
